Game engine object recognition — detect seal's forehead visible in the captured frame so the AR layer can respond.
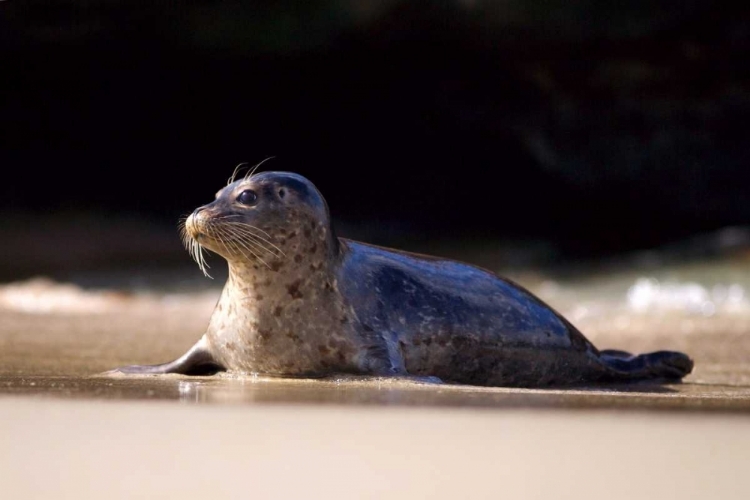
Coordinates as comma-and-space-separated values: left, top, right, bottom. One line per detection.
216, 172, 325, 206
222, 171, 319, 201
251, 171, 313, 195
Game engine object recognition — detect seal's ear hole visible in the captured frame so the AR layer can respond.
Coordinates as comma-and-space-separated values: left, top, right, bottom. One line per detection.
278, 188, 287, 200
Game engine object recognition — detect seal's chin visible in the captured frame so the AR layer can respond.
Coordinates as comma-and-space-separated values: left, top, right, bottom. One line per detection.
194, 236, 225, 256
180, 212, 222, 278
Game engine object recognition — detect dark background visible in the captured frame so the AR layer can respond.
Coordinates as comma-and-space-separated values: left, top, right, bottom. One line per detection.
2, 1, 749, 264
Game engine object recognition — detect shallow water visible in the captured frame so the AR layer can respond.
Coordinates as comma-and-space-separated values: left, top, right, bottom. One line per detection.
2, 373, 750, 413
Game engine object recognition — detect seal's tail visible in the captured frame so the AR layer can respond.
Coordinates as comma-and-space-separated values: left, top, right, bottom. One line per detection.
598, 349, 694, 381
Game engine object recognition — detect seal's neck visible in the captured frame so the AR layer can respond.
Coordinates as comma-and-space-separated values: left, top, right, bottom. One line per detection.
224, 230, 339, 285
225, 251, 337, 289
205, 234, 354, 374
216, 223, 341, 315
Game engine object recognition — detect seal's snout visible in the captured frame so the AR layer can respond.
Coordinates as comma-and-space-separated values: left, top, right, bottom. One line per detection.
186, 207, 210, 239
185, 212, 198, 238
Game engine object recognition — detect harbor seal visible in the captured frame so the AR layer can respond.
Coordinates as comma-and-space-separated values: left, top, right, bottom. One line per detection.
110, 170, 693, 386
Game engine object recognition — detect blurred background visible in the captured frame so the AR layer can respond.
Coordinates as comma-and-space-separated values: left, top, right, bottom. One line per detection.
2, 0, 749, 283
3, 6, 750, 498
2, 0, 750, 371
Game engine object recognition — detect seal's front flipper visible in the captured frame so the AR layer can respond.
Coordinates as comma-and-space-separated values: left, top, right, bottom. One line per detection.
106, 338, 224, 376
600, 350, 693, 381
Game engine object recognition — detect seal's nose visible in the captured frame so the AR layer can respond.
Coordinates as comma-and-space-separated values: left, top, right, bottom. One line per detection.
192, 205, 210, 221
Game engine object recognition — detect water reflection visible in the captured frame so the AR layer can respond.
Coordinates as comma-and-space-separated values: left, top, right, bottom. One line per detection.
627, 278, 746, 316
2, 374, 749, 413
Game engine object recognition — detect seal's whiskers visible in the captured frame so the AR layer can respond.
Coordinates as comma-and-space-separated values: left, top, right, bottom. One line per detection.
216, 215, 275, 238
194, 239, 211, 278
243, 156, 275, 181
227, 162, 249, 186
214, 225, 271, 269
211, 224, 234, 258
178, 216, 212, 278
209, 215, 285, 258
221, 223, 285, 257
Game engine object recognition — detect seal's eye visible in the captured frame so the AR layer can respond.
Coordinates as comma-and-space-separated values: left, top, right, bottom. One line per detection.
237, 190, 258, 206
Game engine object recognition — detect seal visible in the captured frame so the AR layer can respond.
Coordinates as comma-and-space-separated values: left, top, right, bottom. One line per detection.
110, 170, 693, 386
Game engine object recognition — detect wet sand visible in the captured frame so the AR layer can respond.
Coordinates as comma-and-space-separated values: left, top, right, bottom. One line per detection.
1, 254, 750, 498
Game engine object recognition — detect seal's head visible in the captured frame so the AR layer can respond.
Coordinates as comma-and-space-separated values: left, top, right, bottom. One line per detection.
182, 171, 336, 276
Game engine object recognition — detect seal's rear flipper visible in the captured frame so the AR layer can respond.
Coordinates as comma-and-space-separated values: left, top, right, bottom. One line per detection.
105, 337, 224, 376
600, 350, 693, 381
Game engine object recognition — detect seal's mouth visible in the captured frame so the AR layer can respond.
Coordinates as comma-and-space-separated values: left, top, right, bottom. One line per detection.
185, 212, 203, 240
179, 213, 213, 278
